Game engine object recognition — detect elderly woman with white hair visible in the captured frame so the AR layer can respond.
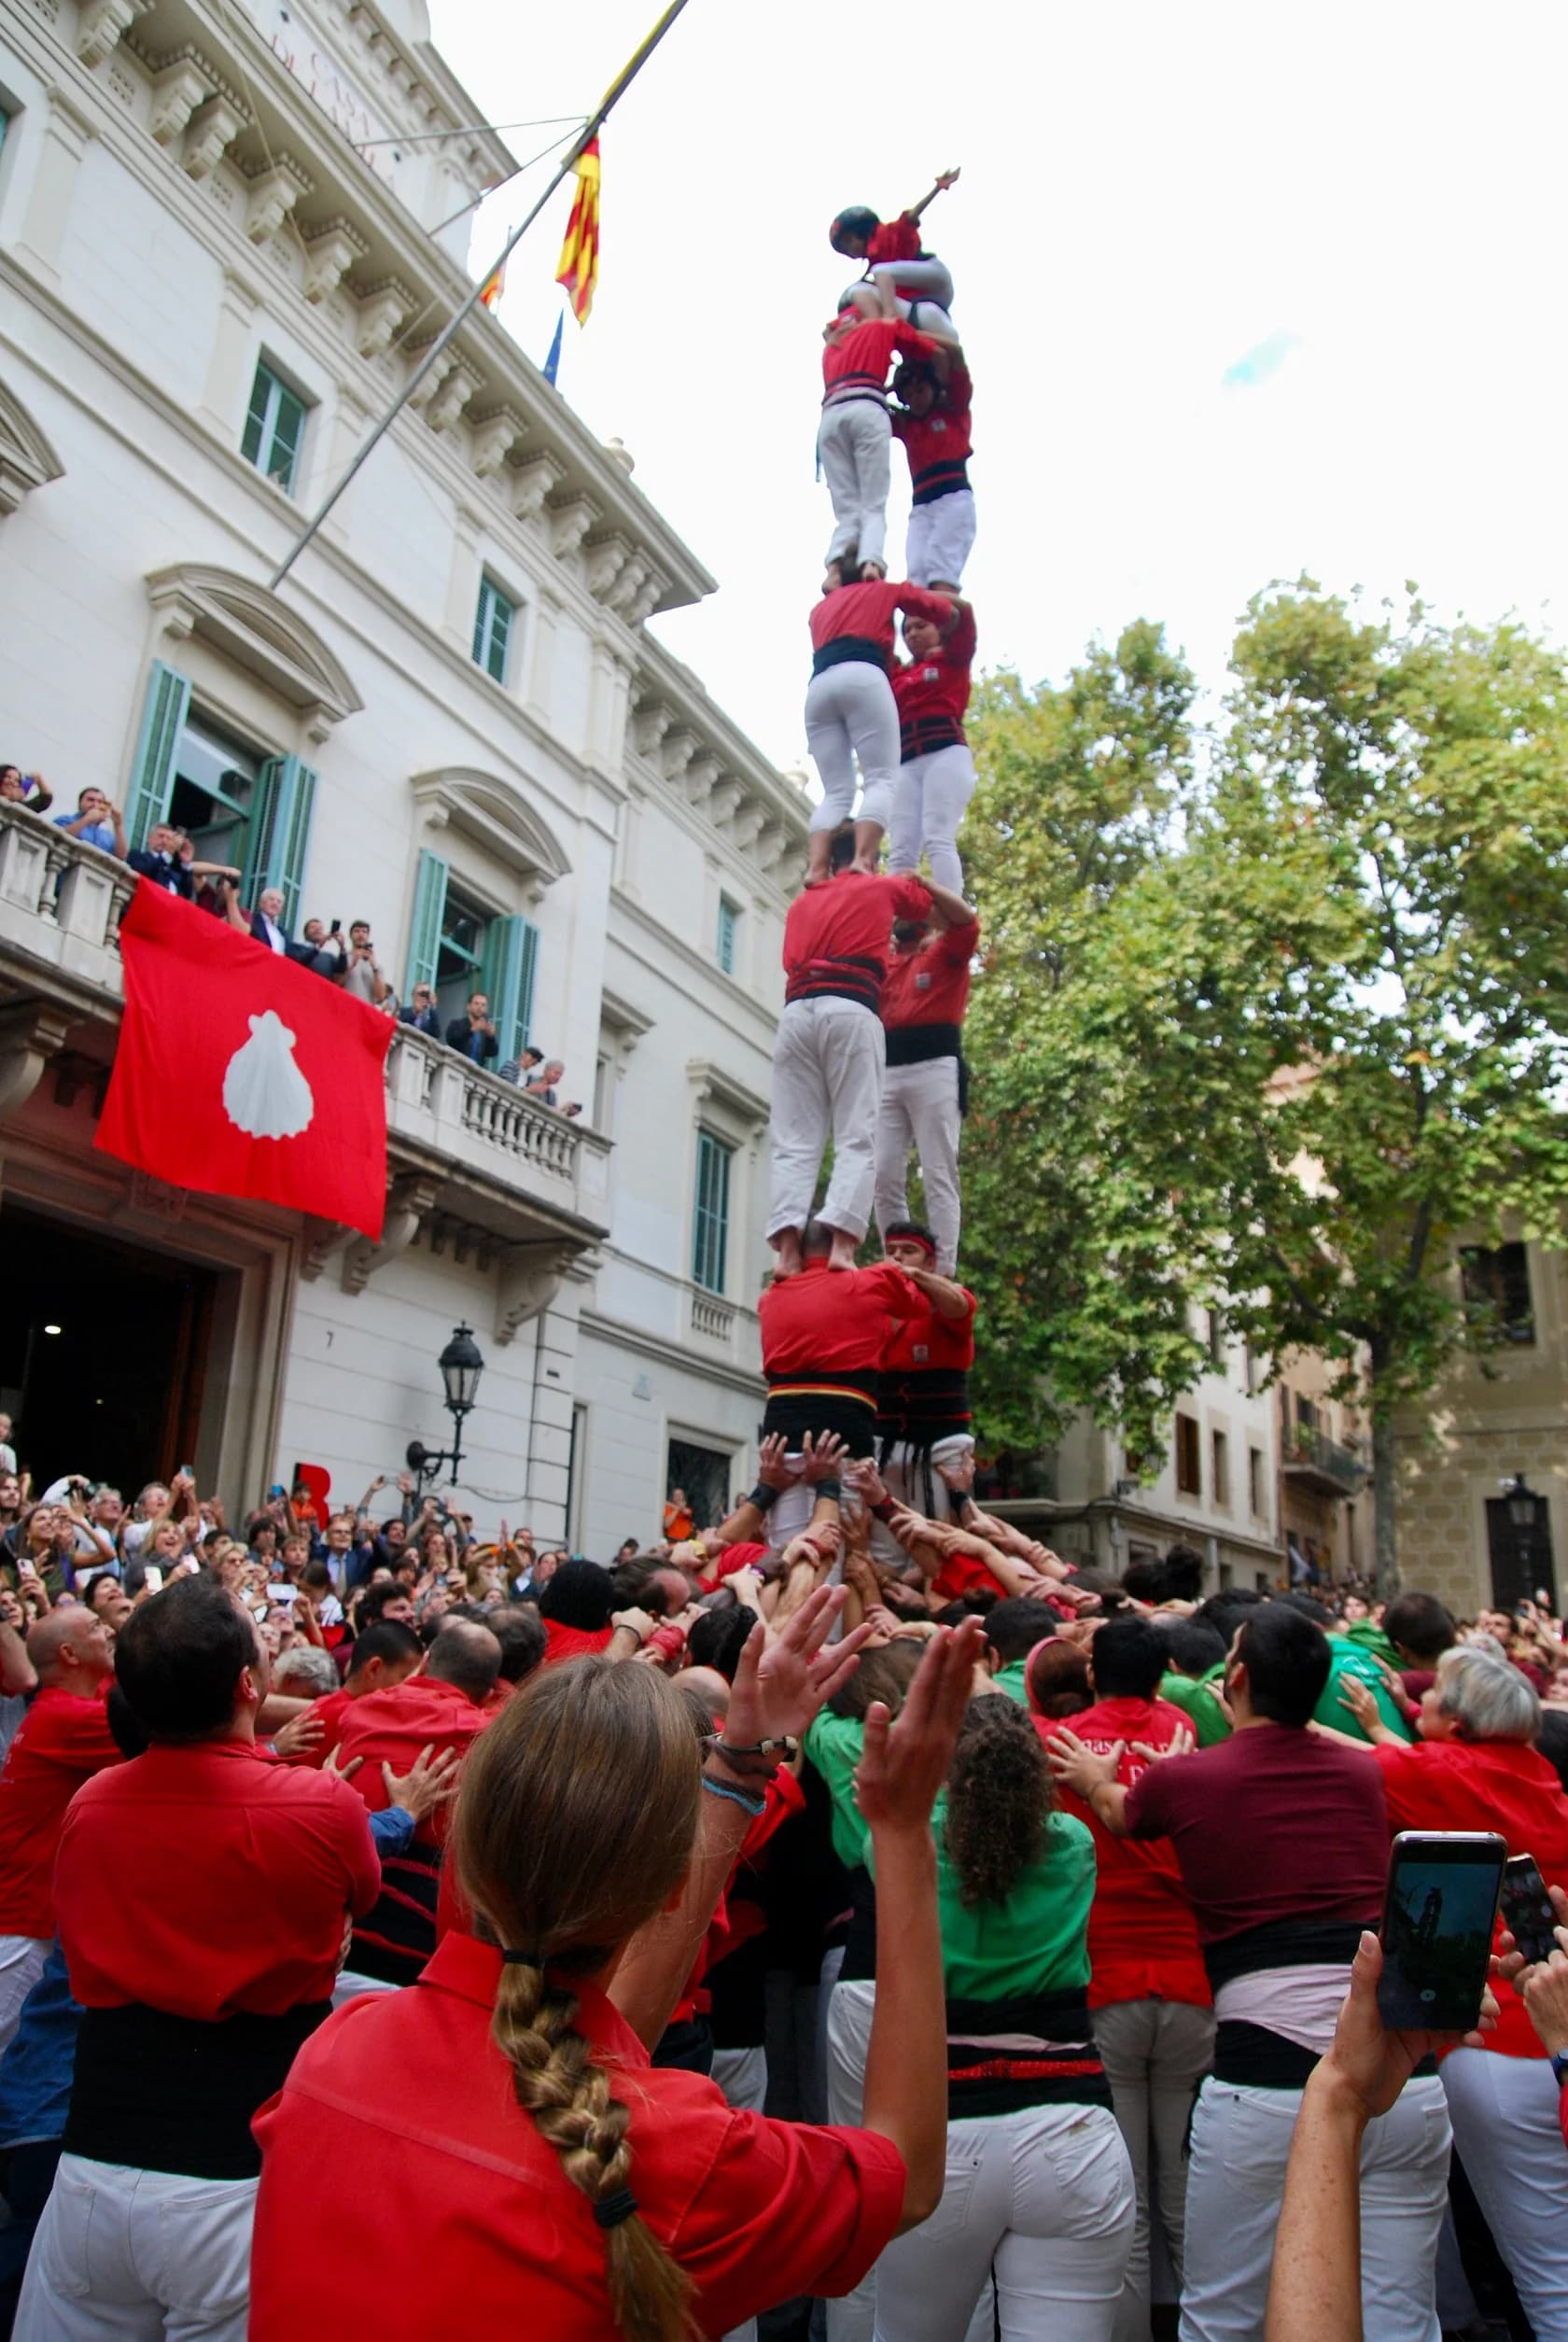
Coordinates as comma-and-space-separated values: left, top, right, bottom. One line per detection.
1357, 1639, 1568, 2337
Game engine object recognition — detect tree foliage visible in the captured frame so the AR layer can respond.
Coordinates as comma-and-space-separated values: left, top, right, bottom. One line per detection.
961, 585, 1568, 1581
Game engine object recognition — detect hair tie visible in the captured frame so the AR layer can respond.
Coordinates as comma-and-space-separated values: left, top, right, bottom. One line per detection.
594, 2188, 639, 2230
501, 1948, 545, 1968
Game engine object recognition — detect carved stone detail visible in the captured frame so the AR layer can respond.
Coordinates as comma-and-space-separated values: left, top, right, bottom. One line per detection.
301, 217, 368, 303
0, 1001, 75, 1116
181, 93, 244, 179
147, 54, 210, 143
76, 0, 150, 69
425, 362, 478, 435
583, 531, 633, 602
244, 157, 311, 245
352, 277, 413, 359
495, 1243, 578, 1346
633, 697, 674, 759
509, 450, 566, 524
547, 491, 599, 561
468, 408, 521, 479
340, 1175, 441, 1296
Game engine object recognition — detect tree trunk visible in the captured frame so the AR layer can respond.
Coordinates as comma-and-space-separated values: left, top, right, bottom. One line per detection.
1371, 1411, 1399, 1597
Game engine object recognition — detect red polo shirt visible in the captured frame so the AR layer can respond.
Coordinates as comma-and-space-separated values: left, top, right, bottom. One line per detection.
889, 610, 977, 761
881, 925, 978, 1032
760, 1258, 920, 1383
334, 1676, 491, 1841
1051, 1695, 1211, 2011
1375, 1734, 1568, 2059
892, 362, 974, 500
285, 1683, 355, 1768
821, 316, 938, 404
250, 1930, 904, 2341
782, 870, 932, 1013
808, 581, 955, 670
881, 1291, 975, 1379
541, 1620, 615, 1669
0, 1681, 120, 1939
867, 214, 921, 268
55, 1740, 379, 2014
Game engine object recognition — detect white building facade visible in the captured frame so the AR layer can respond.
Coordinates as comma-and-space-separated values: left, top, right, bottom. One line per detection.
0, 0, 806, 1550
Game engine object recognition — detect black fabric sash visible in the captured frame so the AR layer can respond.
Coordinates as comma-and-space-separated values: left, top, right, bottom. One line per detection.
1203, 1915, 1369, 1995
945, 1989, 1111, 2117
65, 2000, 331, 2180
762, 1386, 878, 1449
884, 1021, 962, 1066
911, 458, 972, 505
812, 635, 889, 677
899, 712, 967, 760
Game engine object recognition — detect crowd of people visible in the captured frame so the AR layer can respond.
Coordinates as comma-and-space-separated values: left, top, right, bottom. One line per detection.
7, 180, 1568, 2342
0, 772, 581, 1116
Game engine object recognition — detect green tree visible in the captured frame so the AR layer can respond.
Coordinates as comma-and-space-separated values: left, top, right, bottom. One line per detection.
963, 586, 1568, 1587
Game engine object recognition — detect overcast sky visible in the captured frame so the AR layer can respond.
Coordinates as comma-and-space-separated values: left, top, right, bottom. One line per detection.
426, 0, 1568, 779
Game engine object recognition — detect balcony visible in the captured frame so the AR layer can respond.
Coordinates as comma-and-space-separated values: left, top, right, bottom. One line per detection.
1282, 1423, 1367, 1499
686, 1283, 738, 1355
0, 805, 609, 1249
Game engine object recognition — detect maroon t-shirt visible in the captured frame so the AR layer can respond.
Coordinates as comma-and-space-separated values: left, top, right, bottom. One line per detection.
1123, 1722, 1388, 1948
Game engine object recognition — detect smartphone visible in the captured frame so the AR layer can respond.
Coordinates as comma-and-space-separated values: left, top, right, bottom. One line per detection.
1378, 1830, 1507, 2030
1502, 1853, 1559, 1968
329, 919, 342, 934
142, 1565, 163, 1593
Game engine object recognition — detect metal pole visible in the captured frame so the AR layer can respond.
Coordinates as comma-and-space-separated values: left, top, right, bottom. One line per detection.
269, 0, 693, 591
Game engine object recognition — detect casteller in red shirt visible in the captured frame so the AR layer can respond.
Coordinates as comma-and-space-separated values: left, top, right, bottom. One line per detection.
334, 1667, 494, 1839
821, 316, 940, 407
1051, 1694, 1211, 2011
892, 358, 974, 506
760, 1255, 922, 1452
0, 1620, 120, 1942
783, 868, 932, 1017
890, 605, 977, 763
881, 916, 979, 1033
809, 580, 957, 675
250, 1930, 905, 2342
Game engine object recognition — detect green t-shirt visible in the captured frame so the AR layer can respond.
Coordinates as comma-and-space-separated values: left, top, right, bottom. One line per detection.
869, 1797, 1096, 2000
1315, 1639, 1414, 1745
1158, 1667, 1233, 1746
1343, 1619, 1403, 1669
804, 1707, 870, 1871
991, 1658, 1030, 1706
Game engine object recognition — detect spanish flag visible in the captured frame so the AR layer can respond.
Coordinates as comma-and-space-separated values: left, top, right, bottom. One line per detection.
554, 137, 601, 324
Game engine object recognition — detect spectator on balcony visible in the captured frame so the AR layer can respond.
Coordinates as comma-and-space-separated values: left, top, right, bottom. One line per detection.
497, 1043, 543, 1085
126, 822, 237, 902
446, 992, 498, 1066
244, 887, 291, 954
325, 919, 390, 1007
0, 765, 51, 812
52, 789, 127, 858
525, 1058, 567, 1108
399, 983, 441, 1038
562, 1101, 583, 1119
288, 918, 343, 975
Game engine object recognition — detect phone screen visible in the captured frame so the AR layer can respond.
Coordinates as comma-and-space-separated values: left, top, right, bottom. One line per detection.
142, 1565, 163, 1593
1501, 1854, 1558, 1969
1378, 1830, 1506, 2030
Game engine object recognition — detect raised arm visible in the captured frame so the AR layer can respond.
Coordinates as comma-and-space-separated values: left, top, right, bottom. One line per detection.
902, 1265, 973, 1324
903, 167, 959, 224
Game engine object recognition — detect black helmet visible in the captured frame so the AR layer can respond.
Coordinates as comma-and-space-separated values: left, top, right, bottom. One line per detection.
829, 205, 881, 256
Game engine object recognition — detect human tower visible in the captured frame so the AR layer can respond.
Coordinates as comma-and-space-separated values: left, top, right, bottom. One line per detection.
759, 172, 982, 1550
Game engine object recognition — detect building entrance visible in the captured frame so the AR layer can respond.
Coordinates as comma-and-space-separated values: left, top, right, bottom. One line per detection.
0, 1203, 220, 1500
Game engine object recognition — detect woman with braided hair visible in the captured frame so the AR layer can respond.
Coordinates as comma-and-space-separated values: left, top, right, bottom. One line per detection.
249, 1590, 986, 2341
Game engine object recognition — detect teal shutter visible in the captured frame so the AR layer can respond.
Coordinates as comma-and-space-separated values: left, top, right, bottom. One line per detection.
405, 849, 449, 996
693, 1132, 732, 1292
479, 914, 539, 1064
127, 663, 191, 849
241, 755, 317, 931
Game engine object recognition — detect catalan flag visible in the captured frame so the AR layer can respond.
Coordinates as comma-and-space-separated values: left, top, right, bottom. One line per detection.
478, 245, 507, 310
554, 137, 601, 324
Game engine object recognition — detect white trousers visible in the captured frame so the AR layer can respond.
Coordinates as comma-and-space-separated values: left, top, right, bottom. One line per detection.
769, 997, 884, 1243
15, 2155, 258, 2342
868, 1434, 974, 1566
889, 743, 975, 894
874, 1057, 962, 1273
826, 1980, 878, 2342
906, 490, 977, 590
1442, 2046, 1568, 2340
713, 2050, 769, 2342
1094, 1997, 1216, 2342
806, 664, 901, 836
875, 2103, 1135, 2342
1179, 2073, 1450, 2342
0, 1936, 50, 2055
819, 400, 891, 570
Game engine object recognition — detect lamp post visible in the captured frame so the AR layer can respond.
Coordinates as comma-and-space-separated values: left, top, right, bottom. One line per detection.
406, 1323, 484, 1494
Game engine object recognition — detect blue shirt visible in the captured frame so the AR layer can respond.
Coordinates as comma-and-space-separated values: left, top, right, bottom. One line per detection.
55, 813, 116, 852
0, 1942, 78, 2148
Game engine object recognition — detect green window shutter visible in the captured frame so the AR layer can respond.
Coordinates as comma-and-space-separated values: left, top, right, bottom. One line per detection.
480, 914, 539, 1064
241, 755, 317, 931
241, 369, 271, 470
127, 662, 191, 849
405, 849, 449, 997
693, 1131, 732, 1293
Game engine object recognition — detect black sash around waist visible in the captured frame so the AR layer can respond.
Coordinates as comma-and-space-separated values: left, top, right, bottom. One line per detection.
911, 456, 972, 506
763, 1367, 879, 1452
786, 952, 884, 1013
1207, 1916, 1399, 2092
876, 1364, 973, 1446
65, 2000, 331, 2179
884, 1021, 962, 1066
812, 635, 889, 677
899, 711, 967, 761
945, 1988, 1111, 2118
350, 1840, 441, 1988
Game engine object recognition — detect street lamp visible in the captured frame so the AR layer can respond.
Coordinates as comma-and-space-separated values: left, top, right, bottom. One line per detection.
406, 1322, 484, 1494
1503, 1472, 1538, 1531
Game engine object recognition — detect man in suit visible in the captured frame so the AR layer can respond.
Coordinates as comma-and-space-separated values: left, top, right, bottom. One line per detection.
444, 993, 497, 1065
399, 983, 441, 1037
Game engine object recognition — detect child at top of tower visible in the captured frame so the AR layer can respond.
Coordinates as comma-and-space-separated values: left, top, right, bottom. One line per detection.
830, 168, 960, 335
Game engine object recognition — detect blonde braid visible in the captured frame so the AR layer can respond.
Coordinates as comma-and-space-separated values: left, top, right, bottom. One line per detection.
493, 1962, 695, 2342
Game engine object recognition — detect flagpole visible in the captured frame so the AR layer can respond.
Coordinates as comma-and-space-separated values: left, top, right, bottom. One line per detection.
268, 0, 693, 591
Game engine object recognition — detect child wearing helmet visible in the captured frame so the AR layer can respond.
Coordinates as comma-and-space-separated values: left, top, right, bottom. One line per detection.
831, 168, 960, 334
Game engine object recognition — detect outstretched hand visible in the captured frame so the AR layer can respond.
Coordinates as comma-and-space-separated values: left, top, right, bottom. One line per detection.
728, 1583, 871, 1746
1318, 1930, 1495, 2123
854, 1617, 985, 1836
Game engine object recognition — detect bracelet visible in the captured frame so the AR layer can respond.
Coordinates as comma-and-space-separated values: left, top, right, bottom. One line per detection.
701, 1774, 766, 1818
708, 1734, 797, 1762
814, 1478, 842, 1504
748, 1482, 781, 1512
871, 1499, 896, 1523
